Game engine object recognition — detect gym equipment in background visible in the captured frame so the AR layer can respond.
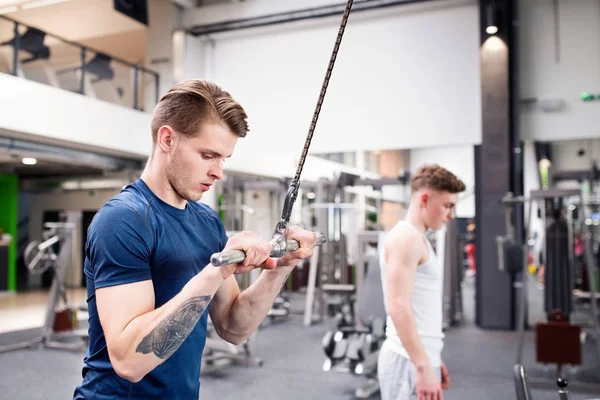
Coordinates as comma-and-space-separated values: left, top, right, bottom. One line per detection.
0, 222, 88, 354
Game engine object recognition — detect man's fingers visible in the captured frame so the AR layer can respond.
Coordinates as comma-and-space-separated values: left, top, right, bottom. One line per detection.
288, 228, 317, 250
263, 242, 271, 258
442, 372, 450, 389
243, 248, 255, 267
262, 257, 277, 269
287, 248, 313, 260
304, 232, 317, 249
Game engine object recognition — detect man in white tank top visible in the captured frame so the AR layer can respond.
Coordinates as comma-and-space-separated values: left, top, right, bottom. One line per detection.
378, 164, 466, 400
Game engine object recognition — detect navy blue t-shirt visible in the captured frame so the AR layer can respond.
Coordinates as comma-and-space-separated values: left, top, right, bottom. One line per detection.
73, 179, 228, 400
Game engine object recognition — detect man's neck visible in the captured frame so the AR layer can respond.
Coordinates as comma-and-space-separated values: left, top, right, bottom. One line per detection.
140, 162, 187, 210
403, 206, 427, 234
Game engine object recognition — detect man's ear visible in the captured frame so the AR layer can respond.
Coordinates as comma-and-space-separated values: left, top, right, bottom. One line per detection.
156, 126, 175, 153
420, 192, 429, 206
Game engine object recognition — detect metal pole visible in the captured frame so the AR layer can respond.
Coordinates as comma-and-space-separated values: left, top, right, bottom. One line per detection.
133, 67, 139, 110
155, 73, 160, 105
80, 47, 86, 95
577, 194, 600, 365
517, 198, 533, 364
12, 22, 19, 76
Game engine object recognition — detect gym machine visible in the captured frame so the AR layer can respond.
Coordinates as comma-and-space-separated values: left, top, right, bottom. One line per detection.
505, 188, 600, 393
0, 222, 88, 353
441, 218, 466, 330
302, 177, 354, 327
302, 172, 410, 327
321, 233, 386, 399
217, 175, 294, 321
514, 363, 598, 400
202, 318, 263, 373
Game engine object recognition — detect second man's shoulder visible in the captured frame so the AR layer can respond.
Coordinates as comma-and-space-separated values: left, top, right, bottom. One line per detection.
385, 225, 427, 253
388, 224, 422, 242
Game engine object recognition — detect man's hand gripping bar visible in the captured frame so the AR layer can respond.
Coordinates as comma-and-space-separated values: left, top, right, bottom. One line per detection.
210, 233, 326, 267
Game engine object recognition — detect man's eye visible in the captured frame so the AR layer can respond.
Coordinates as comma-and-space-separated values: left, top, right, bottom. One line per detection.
202, 153, 214, 160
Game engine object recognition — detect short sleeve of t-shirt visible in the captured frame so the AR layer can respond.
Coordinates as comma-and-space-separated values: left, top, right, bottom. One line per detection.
88, 201, 154, 289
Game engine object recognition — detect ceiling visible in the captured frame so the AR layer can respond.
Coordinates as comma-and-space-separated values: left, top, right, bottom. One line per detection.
3, 0, 146, 40
0, 152, 106, 179
0, 134, 145, 182
0, 0, 147, 64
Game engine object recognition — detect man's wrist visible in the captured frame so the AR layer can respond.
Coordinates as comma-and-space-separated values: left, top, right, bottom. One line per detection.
414, 360, 432, 374
262, 263, 295, 288
268, 262, 295, 275
207, 263, 235, 281
275, 257, 298, 269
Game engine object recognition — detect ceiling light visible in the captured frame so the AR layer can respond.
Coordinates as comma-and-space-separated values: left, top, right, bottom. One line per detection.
486, 25, 498, 35
486, 0, 498, 35
22, 157, 37, 165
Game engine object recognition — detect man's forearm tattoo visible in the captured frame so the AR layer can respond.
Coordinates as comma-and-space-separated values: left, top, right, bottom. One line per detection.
136, 295, 211, 359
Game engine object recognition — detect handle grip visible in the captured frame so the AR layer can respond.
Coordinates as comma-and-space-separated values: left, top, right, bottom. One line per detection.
210, 233, 326, 267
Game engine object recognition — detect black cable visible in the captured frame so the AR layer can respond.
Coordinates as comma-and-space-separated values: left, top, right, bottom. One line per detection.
278, 0, 354, 226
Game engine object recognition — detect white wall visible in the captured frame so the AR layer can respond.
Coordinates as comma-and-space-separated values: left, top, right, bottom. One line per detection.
409, 145, 475, 218
550, 139, 600, 172
0, 73, 363, 183
0, 73, 152, 158
184, 0, 481, 156
520, 0, 600, 142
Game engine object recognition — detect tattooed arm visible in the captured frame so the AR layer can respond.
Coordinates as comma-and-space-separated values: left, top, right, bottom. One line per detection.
95, 266, 227, 383
95, 230, 276, 383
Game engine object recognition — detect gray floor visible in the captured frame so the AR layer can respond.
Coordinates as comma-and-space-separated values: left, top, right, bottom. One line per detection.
0, 280, 599, 400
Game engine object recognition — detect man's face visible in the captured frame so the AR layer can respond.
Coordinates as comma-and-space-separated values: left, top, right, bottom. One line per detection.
421, 190, 458, 231
166, 122, 238, 202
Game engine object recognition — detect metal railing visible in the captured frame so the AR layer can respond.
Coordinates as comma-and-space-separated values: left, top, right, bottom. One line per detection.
0, 14, 160, 111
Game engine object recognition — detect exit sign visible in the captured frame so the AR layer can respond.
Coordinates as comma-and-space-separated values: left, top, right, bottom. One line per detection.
581, 92, 600, 102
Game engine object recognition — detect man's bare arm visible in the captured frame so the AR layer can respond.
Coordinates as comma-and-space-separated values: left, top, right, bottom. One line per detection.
135, 295, 212, 359
209, 227, 316, 344
96, 265, 227, 383
384, 228, 431, 370
209, 264, 295, 344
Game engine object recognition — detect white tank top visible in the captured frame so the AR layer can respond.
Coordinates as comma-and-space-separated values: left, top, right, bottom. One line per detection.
379, 220, 445, 367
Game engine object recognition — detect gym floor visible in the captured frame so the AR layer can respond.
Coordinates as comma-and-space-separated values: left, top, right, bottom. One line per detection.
0, 280, 599, 400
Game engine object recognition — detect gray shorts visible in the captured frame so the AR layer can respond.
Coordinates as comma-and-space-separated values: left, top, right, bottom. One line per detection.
377, 340, 441, 400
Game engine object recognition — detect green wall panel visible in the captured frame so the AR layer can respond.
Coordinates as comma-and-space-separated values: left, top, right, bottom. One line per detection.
0, 174, 18, 291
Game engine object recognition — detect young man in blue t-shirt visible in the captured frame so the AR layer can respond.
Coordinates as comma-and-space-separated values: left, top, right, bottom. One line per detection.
73, 80, 317, 399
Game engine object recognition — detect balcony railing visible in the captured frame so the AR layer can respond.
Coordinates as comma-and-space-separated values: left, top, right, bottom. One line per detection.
0, 15, 159, 112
